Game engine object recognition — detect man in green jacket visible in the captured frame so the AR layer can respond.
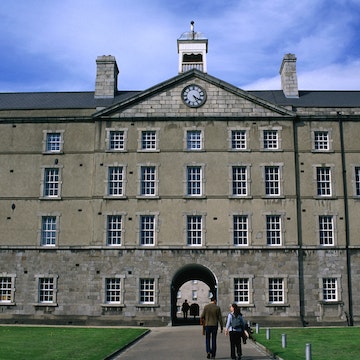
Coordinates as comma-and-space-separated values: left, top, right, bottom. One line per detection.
200, 297, 224, 359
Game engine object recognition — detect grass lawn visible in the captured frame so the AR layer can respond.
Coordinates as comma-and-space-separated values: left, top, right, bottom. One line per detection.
0, 326, 148, 360
254, 326, 360, 360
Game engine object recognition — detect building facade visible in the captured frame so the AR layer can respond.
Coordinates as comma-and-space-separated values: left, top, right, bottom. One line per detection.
0, 25, 360, 327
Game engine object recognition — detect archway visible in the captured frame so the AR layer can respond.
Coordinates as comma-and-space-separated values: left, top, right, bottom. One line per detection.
171, 263, 218, 325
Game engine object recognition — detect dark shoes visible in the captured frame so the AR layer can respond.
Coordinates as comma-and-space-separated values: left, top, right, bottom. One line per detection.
207, 353, 211, 359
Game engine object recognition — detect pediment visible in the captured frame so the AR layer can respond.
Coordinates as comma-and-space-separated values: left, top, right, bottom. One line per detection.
93, 69, 295, 119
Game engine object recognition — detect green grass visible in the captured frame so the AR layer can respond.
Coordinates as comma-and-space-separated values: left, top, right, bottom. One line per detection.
0, 326, 148, 360
254, 326, 360, 360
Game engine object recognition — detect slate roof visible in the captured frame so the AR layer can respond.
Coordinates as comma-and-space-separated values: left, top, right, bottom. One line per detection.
0, 91, 141, 110
1, 87, 360, 111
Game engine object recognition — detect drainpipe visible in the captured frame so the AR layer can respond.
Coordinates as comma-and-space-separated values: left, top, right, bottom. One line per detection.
338, 113, 354, 326
293, 116, 307, 326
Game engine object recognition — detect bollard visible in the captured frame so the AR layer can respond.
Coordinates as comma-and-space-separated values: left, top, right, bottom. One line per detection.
266, 328, 270, 340
305, 343, 312, 360
282, 334, 287, 348
255, 323, 259, 334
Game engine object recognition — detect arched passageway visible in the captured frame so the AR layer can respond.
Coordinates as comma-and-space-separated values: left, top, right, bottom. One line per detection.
171, 263, 217, 325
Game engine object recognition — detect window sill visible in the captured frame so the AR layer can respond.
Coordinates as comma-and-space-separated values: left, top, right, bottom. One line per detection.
265, 303, 289, 308
103, 196, 127, 200
33, 303, 58, 307
136, 304, 160, 308
136, 196, 160, 200
39, 197, 62, 201
101, 303, 125, 308
0, 302, 15, 306
318, 301, 343, 305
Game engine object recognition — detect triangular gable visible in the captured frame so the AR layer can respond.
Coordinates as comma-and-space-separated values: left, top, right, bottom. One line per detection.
93, 69, 295, 119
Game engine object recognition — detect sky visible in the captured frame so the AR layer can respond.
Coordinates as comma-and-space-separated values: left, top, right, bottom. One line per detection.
1, 0, 360, 93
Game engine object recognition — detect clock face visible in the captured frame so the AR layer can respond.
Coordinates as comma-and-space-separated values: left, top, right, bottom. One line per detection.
181, 84, 207, 108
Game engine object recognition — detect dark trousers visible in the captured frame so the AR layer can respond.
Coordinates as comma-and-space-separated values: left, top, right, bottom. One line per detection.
205, 326, 218, 356
229, 331, 242, 359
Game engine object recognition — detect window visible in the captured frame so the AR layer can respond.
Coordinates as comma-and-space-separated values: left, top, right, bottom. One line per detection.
140, 278, 155, 304
233, 215, 248, 246
107, 215, 122, 246
140, 130, 157, 151
38, 277, 55, 304
322, 278, 338, 302
107, 129, 126, 151
186, 166, 203, 196
108, 166, 124, 196
266, 215, 282, 245
316, 167, 332, 197
0, 276, 15, 303
232, 166, 248, 196
234, 278, 249, 304
268, 278, 284, 304
230, 129, 247, 150
263, 130, 278, 149
319, 215, 334, 246
43, 168, 60, 198
187, 215, 203, 246
355, 167, 360, 196
41, 216, 57, 246
140, 215, 155, 246
45, 132, 62, 153
140, 166, 157, 197
105, 278, 121, 304
186, 130, 202, 150
313, 130, 330, 151
192, 290, 198, 301
265, 166, 281, 196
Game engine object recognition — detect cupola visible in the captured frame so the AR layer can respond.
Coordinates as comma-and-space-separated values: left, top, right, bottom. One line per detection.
177, 21, 208, 74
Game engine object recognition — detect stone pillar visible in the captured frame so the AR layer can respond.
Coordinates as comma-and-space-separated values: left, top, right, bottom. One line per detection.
94, 55, 119, 98
279, 53, 299, 98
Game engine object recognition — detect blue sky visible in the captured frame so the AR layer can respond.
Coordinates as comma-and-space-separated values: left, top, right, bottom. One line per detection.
1, 0, 360, 92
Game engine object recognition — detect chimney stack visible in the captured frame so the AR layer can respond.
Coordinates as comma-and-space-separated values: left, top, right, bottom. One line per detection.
279, 53, 299, 98
95, 55, 119, 99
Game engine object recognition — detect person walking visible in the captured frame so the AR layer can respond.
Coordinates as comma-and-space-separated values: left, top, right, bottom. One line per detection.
225, 303, 245, 360
200, 297, 223, 359
181, 299, 190, 319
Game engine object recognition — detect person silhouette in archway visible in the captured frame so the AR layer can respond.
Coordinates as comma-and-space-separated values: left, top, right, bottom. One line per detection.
181, 299, 190, 319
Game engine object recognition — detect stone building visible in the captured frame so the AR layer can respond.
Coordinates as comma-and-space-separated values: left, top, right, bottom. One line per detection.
0, 23, 360, 327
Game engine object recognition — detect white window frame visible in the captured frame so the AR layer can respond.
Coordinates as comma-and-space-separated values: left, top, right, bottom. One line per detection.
41, 166, 62, 199
185, 213, 205, 246
185, 164, 205, 197
320, 277, 340, 302
35, 275, 58, 306
265, 213, 283, 246
105, 128, 127, 152
138, 164, 159, 198
106, 213, 125, 246
260, 127, 282, 151
228, 128, 250, 151
106, 165, 126, 198
233, 277, 253, 305
232, 214, 250, 246
314, 165, 334, 198
0, 274, 16, 304
230, 165, 251, 198
266, 277, 288, 305
318, 214, 336, 246
353, 166, 360, 197
138, 278, 157, 305
103, 275, 125, 305
137, 213, 159, 246
39, 214, 59, 247
43, 130, 64, 153
185, 129, 204, 151
138, 128, 160, 152
261, 163, 284, 197
312, 129, 332, 152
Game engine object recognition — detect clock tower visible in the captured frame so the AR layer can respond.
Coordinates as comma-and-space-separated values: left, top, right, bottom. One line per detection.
177, 21, 208, 74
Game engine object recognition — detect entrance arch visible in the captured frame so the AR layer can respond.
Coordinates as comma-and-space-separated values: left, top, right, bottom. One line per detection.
171, 263, 218, 325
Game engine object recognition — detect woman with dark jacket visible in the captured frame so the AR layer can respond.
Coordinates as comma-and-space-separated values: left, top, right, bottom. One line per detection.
225, 303, 245, 360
